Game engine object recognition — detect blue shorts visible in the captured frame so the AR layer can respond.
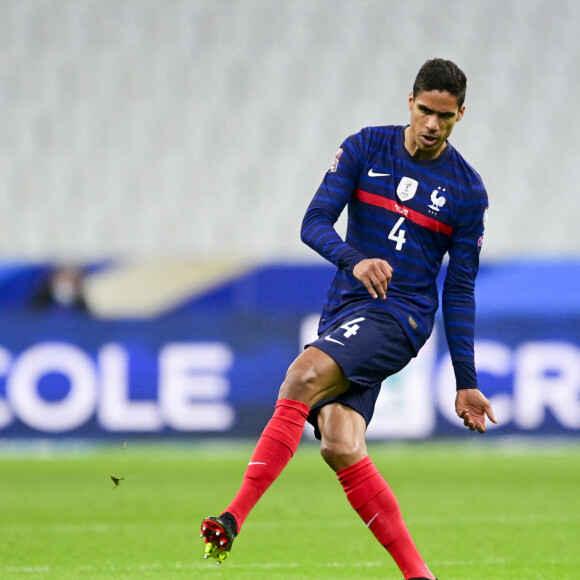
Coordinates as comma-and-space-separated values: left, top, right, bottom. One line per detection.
306, 308, 416, 439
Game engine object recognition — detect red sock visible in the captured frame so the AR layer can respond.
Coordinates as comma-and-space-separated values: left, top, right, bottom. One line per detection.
337, 457, 435, 580
225, 398, 310, 531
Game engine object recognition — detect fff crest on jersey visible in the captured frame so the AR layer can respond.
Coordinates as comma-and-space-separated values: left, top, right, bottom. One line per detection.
428, 187, 446, 213
397, 177, 418, 201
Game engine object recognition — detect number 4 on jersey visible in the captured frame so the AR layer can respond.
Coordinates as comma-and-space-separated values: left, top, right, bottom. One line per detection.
388, 216, 407, 250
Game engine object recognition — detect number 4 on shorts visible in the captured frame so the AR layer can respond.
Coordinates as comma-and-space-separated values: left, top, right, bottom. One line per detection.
339, 317, 365, 338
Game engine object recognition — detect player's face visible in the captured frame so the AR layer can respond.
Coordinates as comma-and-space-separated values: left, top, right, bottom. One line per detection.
405, 90, 465, 160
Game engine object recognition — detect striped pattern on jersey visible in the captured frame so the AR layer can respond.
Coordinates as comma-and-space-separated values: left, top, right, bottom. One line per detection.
301, 125, 488, 388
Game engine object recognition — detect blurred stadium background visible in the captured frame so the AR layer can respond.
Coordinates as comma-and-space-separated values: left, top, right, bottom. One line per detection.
0, 0, 579, 441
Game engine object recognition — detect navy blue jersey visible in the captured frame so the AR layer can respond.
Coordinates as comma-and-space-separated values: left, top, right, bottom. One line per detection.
301, 125, 488, 389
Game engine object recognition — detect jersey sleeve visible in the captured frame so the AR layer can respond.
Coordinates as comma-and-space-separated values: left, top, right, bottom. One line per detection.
300, 131, 368, 270
442, 184, 488, 390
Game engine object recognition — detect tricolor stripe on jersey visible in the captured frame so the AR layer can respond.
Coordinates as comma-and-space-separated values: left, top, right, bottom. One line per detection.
356, 188, 454, 237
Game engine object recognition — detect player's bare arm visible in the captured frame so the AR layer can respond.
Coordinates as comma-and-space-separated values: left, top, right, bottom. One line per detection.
455, 388, 497, 433
353, 258, 393, 300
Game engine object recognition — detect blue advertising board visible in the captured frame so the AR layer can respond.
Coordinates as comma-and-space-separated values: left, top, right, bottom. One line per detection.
0, 260, 579, 439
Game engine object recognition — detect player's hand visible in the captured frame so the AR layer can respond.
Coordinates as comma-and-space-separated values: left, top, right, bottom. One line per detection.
353, 259, 393, 300
455, 388, 497, 433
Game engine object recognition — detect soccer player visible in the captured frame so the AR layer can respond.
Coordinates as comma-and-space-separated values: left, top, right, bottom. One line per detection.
200, 58, 497, 580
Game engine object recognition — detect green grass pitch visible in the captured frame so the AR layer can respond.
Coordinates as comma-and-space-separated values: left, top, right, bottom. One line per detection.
0, 439, 579, 579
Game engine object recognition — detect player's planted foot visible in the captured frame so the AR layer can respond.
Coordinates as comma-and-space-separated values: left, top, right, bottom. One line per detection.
200, 512, 238, 565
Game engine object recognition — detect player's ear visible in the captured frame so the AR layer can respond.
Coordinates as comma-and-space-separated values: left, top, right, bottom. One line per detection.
407, 92, 414, 111
457, 105, 465, 121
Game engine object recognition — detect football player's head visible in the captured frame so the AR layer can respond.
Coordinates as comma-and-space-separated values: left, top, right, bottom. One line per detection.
413, 58, 467, 108
405, 59, 467, 159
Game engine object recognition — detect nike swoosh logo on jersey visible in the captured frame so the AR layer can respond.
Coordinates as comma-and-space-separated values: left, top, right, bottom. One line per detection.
368, 169, 390, 177
324, 336, 345, 346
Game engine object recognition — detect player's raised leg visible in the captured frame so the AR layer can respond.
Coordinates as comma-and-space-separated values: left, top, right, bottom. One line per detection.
200, 347, 349, 564
317, 403, 437, 580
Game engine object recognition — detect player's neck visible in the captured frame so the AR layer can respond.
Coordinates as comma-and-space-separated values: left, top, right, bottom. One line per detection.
404, 126, 447, 161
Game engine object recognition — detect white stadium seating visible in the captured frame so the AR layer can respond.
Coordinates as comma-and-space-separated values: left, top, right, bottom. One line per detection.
0, 0, 578, 262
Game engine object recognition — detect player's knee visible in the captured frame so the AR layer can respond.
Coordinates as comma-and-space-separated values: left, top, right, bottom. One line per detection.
320, 438, 366, 471
279, 362, 325, 404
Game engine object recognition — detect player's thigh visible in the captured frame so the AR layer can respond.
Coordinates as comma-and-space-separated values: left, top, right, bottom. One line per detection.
279, 346, 350, 406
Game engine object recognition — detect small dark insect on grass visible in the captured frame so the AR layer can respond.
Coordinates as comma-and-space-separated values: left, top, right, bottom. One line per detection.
110, 475, 125, 489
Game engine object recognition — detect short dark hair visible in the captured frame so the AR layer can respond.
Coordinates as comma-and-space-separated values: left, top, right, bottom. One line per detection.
413, 58, 467, 108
